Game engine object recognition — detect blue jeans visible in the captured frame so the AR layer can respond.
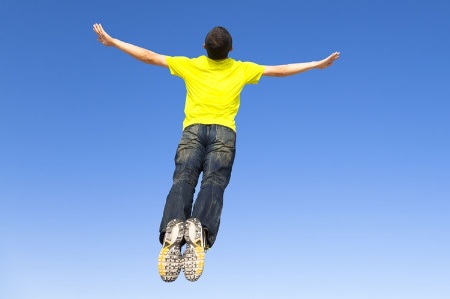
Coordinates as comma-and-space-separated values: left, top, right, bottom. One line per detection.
159, 124, 236, 248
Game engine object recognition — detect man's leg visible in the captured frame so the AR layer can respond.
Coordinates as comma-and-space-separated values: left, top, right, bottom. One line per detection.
192, 125, 236, 248
159, 125, 205, 239
158, 125, 205, 282
182, 125, 236, 282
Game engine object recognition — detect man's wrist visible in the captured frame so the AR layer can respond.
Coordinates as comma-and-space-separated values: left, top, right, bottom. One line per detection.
111, 38, 119, 47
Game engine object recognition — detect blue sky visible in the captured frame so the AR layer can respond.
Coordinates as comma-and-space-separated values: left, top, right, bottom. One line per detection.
1, 0, 449, 298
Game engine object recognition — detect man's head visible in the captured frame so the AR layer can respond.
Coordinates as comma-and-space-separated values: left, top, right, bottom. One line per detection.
204, 26, 233, 60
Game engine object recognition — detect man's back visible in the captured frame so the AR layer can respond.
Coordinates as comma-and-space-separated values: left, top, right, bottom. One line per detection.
166, 55, 265, 131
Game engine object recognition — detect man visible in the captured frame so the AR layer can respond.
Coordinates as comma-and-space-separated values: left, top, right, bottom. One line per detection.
93, 23, 340, 282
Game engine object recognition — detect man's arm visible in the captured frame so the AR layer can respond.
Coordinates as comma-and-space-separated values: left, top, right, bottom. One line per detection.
262, 52, 340, 77
93, 23, 168, 68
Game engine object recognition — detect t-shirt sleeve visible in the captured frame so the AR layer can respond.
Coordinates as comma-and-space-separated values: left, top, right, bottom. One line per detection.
242, 61, 265, 84
166, 56, 191, 79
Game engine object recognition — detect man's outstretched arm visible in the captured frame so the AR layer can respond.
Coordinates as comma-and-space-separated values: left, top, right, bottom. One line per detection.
93, 23, 168, 67
262, 52, 340, 77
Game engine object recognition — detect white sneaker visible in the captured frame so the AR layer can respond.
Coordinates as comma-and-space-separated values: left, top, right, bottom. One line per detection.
183, 218, 206, 282
158, 219, 184, 282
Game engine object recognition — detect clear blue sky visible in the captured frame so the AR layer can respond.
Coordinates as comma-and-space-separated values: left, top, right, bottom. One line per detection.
1, 0, 449, 298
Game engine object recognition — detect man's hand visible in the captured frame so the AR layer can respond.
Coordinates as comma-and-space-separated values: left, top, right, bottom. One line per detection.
317, 52, 340, 69
93, 23, 114, 46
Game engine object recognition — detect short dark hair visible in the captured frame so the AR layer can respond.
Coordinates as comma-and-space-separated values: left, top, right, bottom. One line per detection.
204, 26, 232, 60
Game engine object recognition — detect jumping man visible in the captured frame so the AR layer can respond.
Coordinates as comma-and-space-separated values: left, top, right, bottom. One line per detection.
93, 23, 340, 282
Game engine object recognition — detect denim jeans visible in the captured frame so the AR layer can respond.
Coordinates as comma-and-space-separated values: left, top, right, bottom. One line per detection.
159, 124, 236, 248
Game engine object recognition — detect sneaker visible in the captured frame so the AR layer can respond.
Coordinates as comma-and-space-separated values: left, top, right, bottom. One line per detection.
158, 219, 184, 282
183, 218, 206, 282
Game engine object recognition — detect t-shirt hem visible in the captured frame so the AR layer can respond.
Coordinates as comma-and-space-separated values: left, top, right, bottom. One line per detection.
183, 120, 236, 132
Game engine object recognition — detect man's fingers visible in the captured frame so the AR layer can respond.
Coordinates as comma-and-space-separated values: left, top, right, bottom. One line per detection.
93, 23, 104, 35
93, 24, 100, 34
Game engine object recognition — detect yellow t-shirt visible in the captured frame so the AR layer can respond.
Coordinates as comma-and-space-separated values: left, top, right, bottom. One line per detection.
166, 55, 265, 131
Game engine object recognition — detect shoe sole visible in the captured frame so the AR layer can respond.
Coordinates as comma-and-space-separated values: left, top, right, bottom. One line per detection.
158, 219, 184, 282
183, 218, 205, 282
